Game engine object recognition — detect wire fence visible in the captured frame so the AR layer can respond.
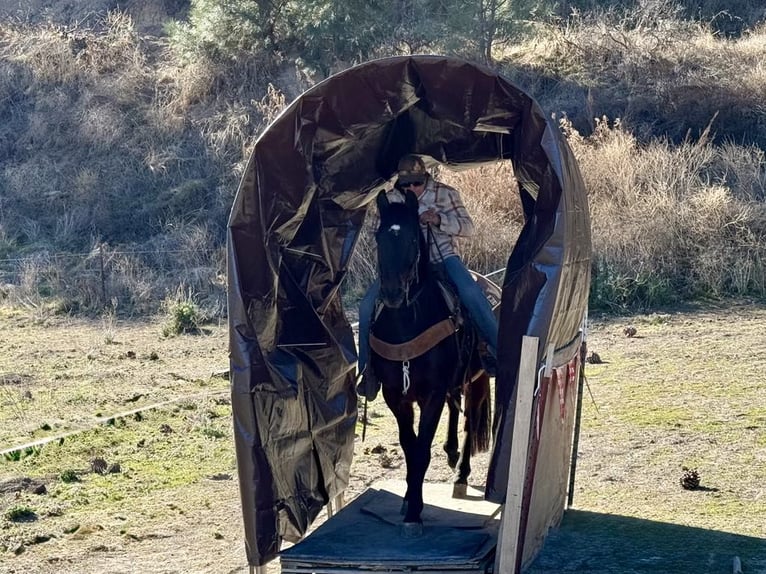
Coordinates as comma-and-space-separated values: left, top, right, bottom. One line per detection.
0, 247, 220, 266
0, 246, 507, 317
0, 245, 226, 314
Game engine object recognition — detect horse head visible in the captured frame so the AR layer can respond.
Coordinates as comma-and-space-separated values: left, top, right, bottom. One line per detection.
375, 190, 426, 308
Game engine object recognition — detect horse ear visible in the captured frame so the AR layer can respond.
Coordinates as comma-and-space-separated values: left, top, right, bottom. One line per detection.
404, 190, 419, 213
376, 190, 389, 214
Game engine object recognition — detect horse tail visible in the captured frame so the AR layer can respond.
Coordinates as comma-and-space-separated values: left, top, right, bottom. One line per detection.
466, 372, 491, 455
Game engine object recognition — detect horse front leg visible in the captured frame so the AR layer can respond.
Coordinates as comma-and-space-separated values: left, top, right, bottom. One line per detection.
443, 393, 460, 469
402, 394, 445, 530
384, 390, 416, 516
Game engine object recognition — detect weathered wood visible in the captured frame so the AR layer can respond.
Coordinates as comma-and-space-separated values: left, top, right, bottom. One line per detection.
494, 335, 539, 574
327, 491, 346, 518
282, 567, 485, 573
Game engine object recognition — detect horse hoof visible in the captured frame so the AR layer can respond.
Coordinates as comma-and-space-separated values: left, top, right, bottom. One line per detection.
401, 522, 423, 538
452, 483, 468, 499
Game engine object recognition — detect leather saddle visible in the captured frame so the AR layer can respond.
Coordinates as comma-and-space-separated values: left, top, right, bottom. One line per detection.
369, 270, 500, 364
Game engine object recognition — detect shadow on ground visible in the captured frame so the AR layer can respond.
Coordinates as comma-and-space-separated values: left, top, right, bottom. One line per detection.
527, 510, 766, 573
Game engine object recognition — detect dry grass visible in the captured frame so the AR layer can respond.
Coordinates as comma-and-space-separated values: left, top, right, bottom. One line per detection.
563, 117, 766, 307
0, 12, 239, 316
0, 11, 146, 86
439, 162, 524, 275
501, 6, 766, 146
0, 237, 225, 319
1, 3, 765, 316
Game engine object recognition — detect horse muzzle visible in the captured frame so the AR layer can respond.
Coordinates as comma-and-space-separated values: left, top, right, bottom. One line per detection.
380, 285, 406, 308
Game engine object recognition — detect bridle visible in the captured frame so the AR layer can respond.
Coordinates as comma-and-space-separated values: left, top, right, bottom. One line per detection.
401, 241, 422, 307
379, 221, 424, 308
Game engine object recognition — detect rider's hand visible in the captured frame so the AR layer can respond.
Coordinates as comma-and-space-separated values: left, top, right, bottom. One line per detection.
419, 209, 441, 226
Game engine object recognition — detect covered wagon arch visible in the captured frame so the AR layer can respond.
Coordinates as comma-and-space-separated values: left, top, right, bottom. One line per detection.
227, 55, 592, 569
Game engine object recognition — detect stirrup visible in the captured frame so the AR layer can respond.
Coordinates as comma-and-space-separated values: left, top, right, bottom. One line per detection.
477, 342, 497, 377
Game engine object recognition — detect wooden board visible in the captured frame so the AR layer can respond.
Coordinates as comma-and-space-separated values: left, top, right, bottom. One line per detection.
280, 480, 500, 573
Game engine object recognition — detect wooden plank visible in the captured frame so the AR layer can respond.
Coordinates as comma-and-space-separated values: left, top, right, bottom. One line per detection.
567, 342, 585, 508
280, 480, 497, 573
494, 335, 539, 574
282, 568, 486, 574
281, 561, 491, 574
327, 491, 346, 518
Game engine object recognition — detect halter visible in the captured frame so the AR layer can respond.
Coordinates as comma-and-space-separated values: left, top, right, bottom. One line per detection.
397, 220, 444, 306
382, 221, 423, 307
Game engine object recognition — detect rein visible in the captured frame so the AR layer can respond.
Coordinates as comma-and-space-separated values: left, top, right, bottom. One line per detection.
403, 242, 421, 306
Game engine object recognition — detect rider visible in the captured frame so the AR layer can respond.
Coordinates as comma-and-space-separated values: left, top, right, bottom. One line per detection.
357, 154, 499, 400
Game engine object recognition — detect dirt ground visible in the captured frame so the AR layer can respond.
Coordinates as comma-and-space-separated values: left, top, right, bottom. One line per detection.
1, 300, 765, 573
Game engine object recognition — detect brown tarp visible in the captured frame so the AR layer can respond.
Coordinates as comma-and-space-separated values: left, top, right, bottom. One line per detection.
227, 54, 591, 566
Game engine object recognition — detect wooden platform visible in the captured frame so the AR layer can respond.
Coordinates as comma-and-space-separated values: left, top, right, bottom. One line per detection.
280, 480, 501, 573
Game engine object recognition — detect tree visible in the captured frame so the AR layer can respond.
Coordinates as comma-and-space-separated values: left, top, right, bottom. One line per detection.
168, 0, 549, 71
168, 0, 294, 62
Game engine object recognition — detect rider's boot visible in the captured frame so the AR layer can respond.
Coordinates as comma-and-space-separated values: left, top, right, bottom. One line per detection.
356, 367, 381, 401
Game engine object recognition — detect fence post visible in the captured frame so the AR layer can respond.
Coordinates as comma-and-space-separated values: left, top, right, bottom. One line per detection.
99, 243, 108, 308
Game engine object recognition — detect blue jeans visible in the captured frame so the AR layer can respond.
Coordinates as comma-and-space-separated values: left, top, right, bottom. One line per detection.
357, 256, 498, 373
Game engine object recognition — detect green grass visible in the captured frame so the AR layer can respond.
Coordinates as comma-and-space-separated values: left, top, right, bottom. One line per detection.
575, 304, 766, 543
1, 401, 236, 556
5, 506, 37, 522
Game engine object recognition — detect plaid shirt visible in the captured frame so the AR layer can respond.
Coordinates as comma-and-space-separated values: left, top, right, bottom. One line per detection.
383, 177, 475, 262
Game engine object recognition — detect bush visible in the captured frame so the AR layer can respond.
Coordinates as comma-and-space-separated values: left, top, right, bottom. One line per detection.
563, 116, 766, 308
163, 289, 203, 336
5, 506, 36, 522
590, 259, 675, 310
59, 469, 80, 483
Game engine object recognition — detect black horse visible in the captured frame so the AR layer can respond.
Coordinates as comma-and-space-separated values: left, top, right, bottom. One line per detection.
368, 189, 491, 535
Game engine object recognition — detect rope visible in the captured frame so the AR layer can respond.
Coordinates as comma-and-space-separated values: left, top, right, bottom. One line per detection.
402, 360, 411, 395
1, 389, 228, 458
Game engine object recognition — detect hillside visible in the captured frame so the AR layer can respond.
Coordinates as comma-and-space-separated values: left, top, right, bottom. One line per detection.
0, 0, 764, 316
0, 0, 187, 32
